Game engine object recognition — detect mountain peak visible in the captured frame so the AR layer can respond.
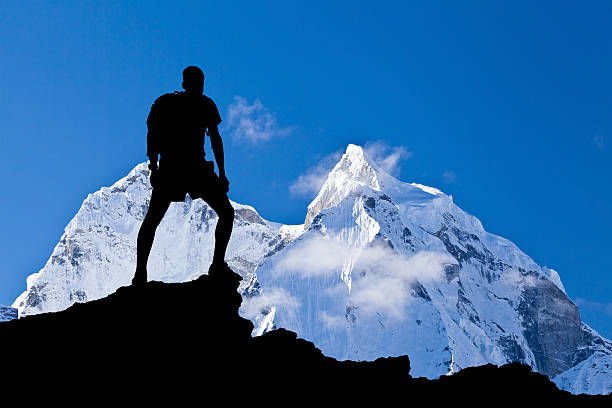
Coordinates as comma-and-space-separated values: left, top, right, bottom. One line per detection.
344, 143, 367, 160
337, 144, 381, 188
303, 143, 445, 228
304, 144, 381, 227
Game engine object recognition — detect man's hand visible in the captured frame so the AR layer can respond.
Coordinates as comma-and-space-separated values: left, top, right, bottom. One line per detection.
219, 173, 230, 193
148, 162, 159, 188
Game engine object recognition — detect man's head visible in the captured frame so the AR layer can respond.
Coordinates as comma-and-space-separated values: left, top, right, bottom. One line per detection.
182, 66, 204, 94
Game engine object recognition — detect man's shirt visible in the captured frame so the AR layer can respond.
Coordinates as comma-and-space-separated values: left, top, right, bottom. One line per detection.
146, 91, 221, 165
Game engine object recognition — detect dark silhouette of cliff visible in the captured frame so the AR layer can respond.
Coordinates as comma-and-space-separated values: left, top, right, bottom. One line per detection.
0, 268, 608, 405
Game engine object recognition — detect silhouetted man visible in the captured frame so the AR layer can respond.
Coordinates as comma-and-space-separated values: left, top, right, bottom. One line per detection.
132, 66, 235, 285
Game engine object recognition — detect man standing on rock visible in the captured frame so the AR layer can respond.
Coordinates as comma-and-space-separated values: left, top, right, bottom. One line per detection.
132, 66, 237, 285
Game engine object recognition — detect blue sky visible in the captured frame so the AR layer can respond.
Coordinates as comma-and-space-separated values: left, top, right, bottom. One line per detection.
1, 1, 611, 337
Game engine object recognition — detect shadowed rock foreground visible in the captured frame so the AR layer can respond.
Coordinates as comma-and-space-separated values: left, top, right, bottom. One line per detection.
0, 267, 608, 405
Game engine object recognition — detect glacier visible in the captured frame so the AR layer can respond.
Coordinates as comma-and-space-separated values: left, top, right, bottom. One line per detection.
11, 144, 612, 395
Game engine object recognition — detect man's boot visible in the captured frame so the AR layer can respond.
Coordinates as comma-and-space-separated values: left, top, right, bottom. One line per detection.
132, 267, 147, 286
208, 261, 242, 284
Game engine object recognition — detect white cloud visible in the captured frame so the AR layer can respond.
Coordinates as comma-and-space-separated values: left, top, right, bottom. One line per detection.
239, 287, 299, 320
442, 170, 456, 184
225, 96, 293, 143
288, 150, 343, 197
272, 234, 453, 320
594, 133, 605, 150
363, 141, 412, 176
321, 311, 346, 330
272, 235, 350, 278
349, 248, 453, 319
502, 268, 539, 288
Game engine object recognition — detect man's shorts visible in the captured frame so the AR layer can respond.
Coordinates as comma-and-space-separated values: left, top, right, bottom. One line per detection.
152, 160, 227, 203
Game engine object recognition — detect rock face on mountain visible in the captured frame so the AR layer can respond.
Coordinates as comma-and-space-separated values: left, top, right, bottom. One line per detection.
0, 271, 605, 404
11, 145, 612, 395
0, 305, 17, 322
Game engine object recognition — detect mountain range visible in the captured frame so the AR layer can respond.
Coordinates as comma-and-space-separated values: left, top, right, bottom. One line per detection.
11, 144, 612, 395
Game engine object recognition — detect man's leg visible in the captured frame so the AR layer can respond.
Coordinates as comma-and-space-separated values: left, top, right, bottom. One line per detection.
133, 190, 171, 285
202, 192, 235, 267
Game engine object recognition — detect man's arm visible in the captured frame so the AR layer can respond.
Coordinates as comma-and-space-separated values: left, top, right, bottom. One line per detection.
146, 127, 160, 188
146, 98, 162, 171
209, 125, 229, 191
147, 130, 159, 171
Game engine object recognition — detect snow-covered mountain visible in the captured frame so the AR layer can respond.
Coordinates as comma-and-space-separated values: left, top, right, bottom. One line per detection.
12, 163, 296, 316
245, 145, 612, 395
12, 145, 612, 395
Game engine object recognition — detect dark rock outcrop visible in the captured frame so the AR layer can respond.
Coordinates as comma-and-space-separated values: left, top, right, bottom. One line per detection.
0, 268, 608, 404
518, 276, 591, 376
